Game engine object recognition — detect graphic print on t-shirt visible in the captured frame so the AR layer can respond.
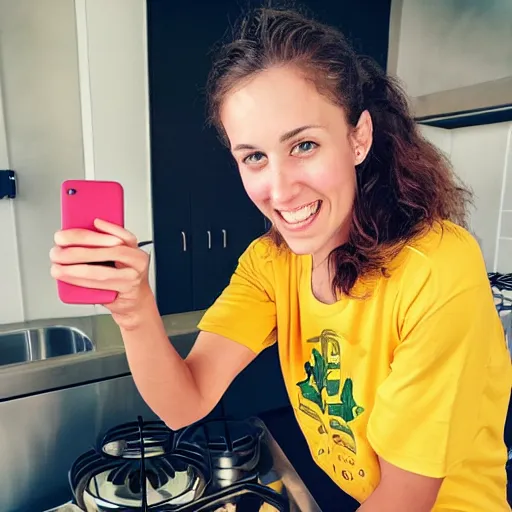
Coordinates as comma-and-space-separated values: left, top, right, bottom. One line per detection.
296, 329, 365, 456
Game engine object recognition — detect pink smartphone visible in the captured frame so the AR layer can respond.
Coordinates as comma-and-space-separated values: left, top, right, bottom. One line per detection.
58, 179, 125, 305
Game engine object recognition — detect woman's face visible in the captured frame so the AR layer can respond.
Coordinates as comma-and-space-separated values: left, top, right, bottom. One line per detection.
220, 65, 371, 264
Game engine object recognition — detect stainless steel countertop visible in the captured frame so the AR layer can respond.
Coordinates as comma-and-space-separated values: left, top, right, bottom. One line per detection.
0, 311, 204, 401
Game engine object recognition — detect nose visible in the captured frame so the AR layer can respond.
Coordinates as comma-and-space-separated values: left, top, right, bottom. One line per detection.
269, 164, 300, 206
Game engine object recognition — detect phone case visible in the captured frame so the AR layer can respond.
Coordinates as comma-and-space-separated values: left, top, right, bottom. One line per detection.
58, 179, 125, 305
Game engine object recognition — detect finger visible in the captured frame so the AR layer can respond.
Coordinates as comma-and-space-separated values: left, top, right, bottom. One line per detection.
93, 219, 138, 248
54, 229, 123, 248
50, 245, 148, 274
51, 264, 139, 292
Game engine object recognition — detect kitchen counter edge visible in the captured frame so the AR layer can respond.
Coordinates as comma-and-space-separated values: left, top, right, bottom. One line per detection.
0, 311, 204, 401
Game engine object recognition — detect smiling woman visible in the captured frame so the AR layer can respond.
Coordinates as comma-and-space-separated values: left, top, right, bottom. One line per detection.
200, 7, 511, 510
50, 6, 512, 512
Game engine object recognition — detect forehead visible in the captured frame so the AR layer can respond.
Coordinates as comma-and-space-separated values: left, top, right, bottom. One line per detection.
220, 66, 345, 146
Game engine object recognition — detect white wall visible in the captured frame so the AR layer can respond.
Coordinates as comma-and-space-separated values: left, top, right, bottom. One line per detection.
0, 0, 88, 322
0, 57, 24, 325
0, 0, 153, 324
420, 123, 512, 273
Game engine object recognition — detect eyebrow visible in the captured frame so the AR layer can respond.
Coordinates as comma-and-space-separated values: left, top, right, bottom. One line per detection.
232, 125, 322, 152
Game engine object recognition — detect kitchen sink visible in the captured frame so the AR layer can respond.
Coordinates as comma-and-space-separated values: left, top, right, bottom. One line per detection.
0, 326, 94, 367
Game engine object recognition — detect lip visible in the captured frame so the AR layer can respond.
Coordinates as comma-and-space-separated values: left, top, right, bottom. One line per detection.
274, 200, 322, 233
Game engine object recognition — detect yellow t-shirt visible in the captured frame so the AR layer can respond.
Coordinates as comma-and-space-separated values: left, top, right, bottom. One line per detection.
198, 220, 511, 511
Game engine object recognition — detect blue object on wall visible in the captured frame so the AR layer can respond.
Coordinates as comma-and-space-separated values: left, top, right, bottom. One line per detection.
0, 169, 16, 199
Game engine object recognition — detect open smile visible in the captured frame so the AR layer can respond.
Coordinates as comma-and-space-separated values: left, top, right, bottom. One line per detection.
275, 200, 322, 231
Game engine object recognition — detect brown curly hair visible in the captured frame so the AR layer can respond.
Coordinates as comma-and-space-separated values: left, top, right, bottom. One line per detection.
206, 7, 472, 296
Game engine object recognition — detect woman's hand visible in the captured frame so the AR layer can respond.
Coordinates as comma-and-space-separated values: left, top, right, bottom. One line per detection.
50, 218, 154, 329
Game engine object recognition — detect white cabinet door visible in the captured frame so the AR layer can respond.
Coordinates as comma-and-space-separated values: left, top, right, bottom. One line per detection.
75, 0, 153, 246
75, 0, 153, 315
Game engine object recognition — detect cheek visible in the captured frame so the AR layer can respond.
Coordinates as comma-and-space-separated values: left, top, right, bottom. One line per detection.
240, 172, 271, 208
309, 153, 355, 195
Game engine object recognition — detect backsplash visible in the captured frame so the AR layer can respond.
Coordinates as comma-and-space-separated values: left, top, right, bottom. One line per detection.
420, 123, 512, 273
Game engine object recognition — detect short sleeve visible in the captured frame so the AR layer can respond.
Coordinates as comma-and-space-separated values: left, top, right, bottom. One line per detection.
197, 238, 277, 354
366, 245, 510, 478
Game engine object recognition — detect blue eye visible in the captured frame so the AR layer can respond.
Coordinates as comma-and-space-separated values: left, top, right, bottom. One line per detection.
243, 151, 266, 164
292, 141, 318, 155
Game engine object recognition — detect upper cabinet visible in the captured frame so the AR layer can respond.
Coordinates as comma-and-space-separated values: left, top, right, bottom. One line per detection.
146, 0, 267, 315
389, 0, 512, 120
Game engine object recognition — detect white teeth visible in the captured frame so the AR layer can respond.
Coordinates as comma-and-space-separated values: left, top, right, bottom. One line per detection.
279, 201, 320, 224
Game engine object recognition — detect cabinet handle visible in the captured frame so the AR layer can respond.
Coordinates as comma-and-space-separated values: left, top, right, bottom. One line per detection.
181, 231, 187, 252
222, 229, 227, 248
207, 230, 212, 249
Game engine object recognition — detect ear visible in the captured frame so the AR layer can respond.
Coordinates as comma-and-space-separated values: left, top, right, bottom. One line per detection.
351, 110, 373, 165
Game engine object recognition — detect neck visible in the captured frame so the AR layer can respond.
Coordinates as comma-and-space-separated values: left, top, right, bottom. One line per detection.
311, 255, 337, 304
312, 251, 330, 270
311, 222, 351, 268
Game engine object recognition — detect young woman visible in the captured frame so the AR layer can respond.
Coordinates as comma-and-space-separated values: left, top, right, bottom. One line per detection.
50, 7, 511, 511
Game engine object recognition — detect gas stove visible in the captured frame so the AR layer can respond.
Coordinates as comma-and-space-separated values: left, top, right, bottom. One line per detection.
45, 416, 320, 512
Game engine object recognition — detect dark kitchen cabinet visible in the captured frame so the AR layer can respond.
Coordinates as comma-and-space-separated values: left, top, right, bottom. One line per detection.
147, 1, 267, 314
146, 0, 391, 315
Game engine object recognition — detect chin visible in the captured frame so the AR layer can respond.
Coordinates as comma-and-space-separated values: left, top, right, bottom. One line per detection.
280, 236, 325, 257
279, 226, 347, 260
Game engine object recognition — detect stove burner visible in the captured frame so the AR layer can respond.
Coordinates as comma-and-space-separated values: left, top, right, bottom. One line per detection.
70, 449, 206, 509
66, 416, 289, 511
179, 418, 264, 489
70, 417, 208, 511
100, 419, 173, 459
107, 456, 188, 491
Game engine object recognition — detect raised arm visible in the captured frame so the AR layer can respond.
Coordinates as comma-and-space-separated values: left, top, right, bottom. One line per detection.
118, 297, 257, 429
50, 219, 277, 430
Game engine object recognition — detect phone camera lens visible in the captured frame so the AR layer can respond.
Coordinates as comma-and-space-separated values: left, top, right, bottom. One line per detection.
67, 188, 77, 195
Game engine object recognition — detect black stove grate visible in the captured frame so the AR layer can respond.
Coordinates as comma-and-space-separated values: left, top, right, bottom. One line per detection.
69, 415, 288, 511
